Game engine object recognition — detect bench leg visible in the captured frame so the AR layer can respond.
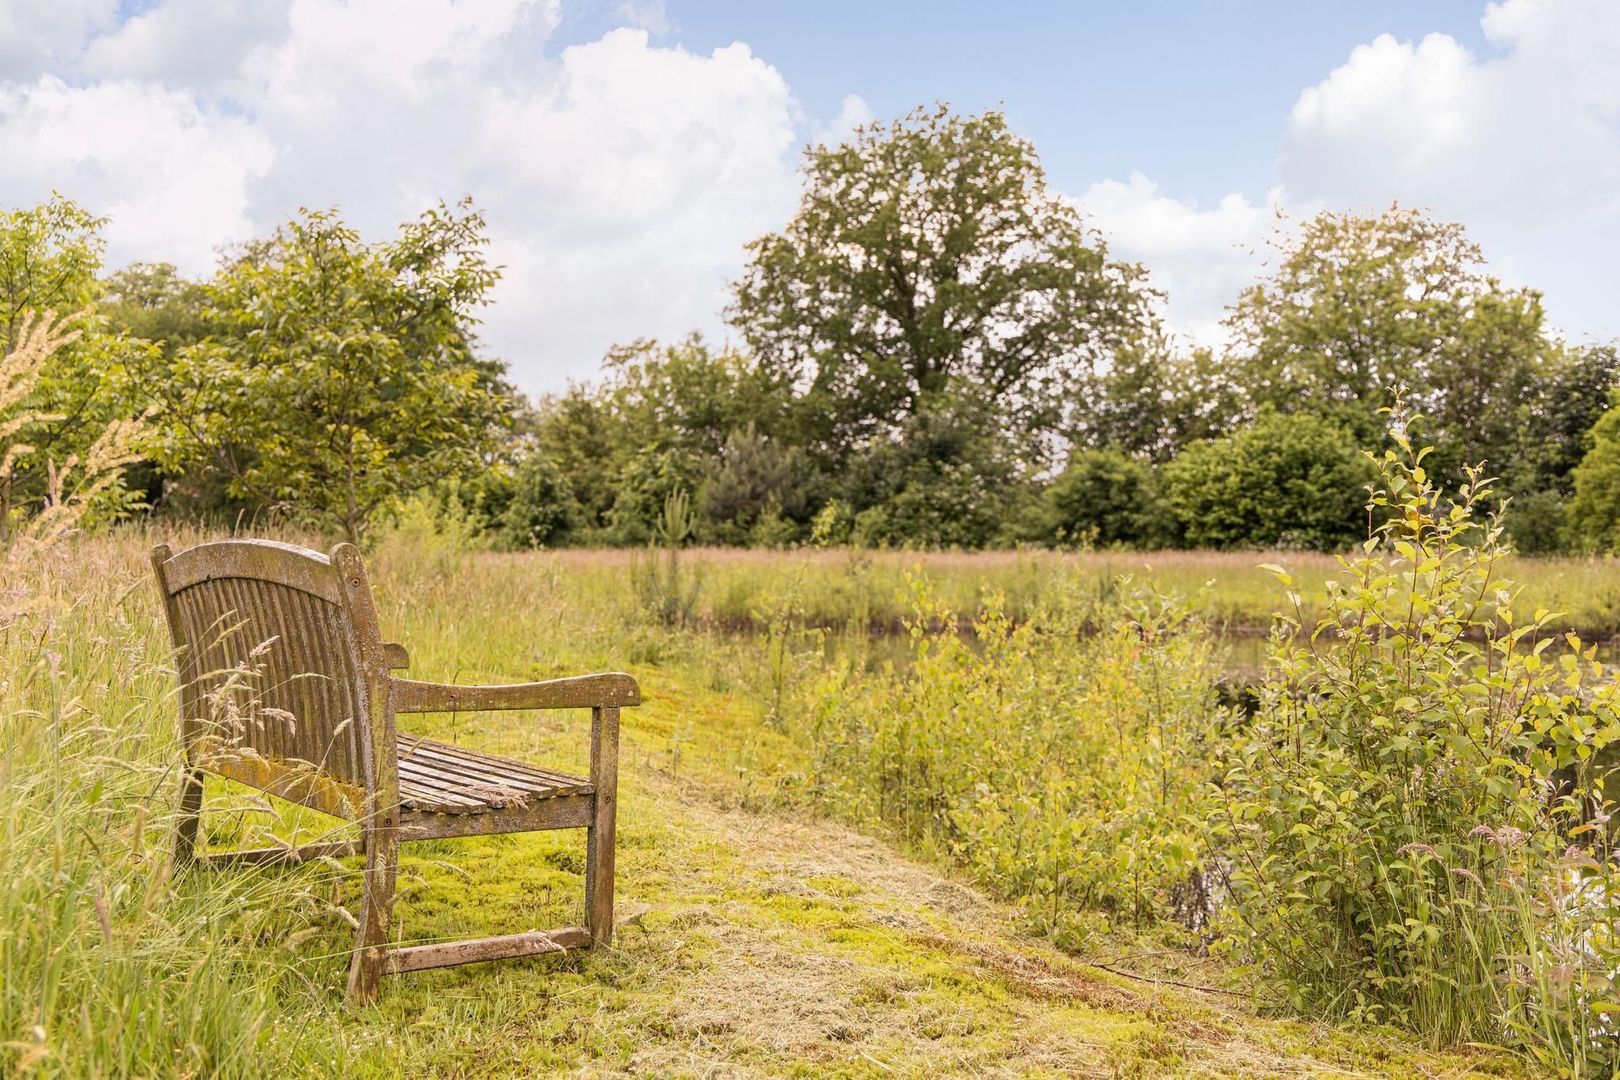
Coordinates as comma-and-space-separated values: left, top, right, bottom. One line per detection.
173, 765, 204, 872
585, 706, 619, 947
346, 816, 398, 1004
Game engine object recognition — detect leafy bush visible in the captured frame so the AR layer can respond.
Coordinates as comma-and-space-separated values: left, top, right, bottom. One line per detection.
1499, 487, 1567, 556
607, 447, 703, 546
698, 423, 804, 545
1162, 410, 1375, 550
1, 311, 147, 546
1567, 403, 1620, 552
1042, 448, 1176, 548
499, 452, 579, 549
1213, 437, 1620, 1071
801, 575, 1227, 943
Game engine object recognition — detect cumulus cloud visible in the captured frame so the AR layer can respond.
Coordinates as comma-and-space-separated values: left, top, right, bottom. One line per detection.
1280, 0, 1620, 339
0, 0, 801, 387
1071, 0, 1620, 348
1078, 173, 1277, 345
0, 76, 272, 271
2, 0, 1616, 387
79, 0, 292, 92
615, 0, 671, 36
0, 0, 118, 81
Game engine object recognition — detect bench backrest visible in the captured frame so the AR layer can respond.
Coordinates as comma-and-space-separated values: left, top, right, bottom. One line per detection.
151, 539, 393, 818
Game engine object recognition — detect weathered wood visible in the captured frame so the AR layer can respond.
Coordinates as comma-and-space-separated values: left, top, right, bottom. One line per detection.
153, 544, 206, 870
151, 538, 637, 1003
586, 706, 620, 947
195, 840, 361, 867
174, 766, 204, 868
396, 736, 591, 806
332, 542, 399, 1006
347, 818, 398, 1003
385, 926, 592, 974
159, 539, 346, 604
205, 751, 366, 820
400, 794, 594, 840
398, 734, 588, 788
391, 672, 641, 713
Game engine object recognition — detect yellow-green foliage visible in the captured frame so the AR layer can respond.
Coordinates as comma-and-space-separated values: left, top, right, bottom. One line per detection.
1215, 442, 1620, 1074
797, 575, 1229, 946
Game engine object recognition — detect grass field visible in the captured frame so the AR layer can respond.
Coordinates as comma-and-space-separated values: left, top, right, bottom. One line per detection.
524, 544, 1620, 642
0, 532, 1552, 1076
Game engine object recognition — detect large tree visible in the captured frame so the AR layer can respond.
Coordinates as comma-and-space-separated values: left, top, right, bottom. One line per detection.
130, 201, 512, 541
1070, 334, 1243, 463
1226, 207, 1553, 475
729, 105, 1156, 465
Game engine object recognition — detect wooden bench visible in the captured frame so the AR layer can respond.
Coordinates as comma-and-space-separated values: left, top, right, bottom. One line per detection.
150, 539, 639, 1002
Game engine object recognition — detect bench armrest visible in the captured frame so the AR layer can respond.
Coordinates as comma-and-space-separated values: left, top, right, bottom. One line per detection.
389, 672, 640, 713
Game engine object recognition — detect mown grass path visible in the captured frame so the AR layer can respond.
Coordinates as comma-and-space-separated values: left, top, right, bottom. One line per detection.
346, 676, 1529, 1078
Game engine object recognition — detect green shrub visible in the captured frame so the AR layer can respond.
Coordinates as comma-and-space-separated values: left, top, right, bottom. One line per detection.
1213, 437, 1620, 1071
1567, 404, 1620, 552
607, 447, 702, 546
499, 452, 579, 549
698, 423, 805, 545
800, 575, 1227, 943
808, 499, 855, 547
1042, 448, 1176, 548
1499, 487, 1567, 555
1162, 410, 1375, 550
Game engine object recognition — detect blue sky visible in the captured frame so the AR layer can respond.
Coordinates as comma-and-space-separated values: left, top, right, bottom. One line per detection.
1, 0, 1615, 392
557, 1, 1494, 200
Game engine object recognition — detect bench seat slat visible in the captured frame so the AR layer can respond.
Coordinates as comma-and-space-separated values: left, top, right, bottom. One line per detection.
398, 764, 565, 803
398, 736, 587, 789
396, 736, 591, 815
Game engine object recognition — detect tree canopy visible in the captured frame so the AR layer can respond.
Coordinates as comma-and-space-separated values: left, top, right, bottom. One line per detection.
9, 104, 1620, 554
1227, 207, 1550, 475
128, 201, 512, 540
731, 105, 1156, 466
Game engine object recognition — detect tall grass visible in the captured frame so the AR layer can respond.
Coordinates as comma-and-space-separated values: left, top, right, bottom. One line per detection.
752, 445, 1620, 1072
509, 544, 1620, 643
6, 501, 1616, 1074
0, 542, 351, 1076
794, 573, 1230, 947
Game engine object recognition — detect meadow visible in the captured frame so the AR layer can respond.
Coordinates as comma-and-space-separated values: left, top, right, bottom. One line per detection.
543, 542, 1620, 645
1, 498, 1611, 1075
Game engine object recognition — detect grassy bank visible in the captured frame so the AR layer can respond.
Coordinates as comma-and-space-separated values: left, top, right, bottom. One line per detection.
0, 529, 1547, 1076
522, 545, 1620, 642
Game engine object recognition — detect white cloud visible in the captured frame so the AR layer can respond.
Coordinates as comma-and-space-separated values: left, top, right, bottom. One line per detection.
0, 0, 118, 80
615, 0, 671, 36
1280, 0, 1620, 340
0, 76, 272, 272
0, 0, 803, 389
470, 30, 800, 380
1075, 0, 1620, 349
816, 93, 874, 144
79, 0, 292, 92
1078, 173, 1276, 345
3, 0, 1616, 392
